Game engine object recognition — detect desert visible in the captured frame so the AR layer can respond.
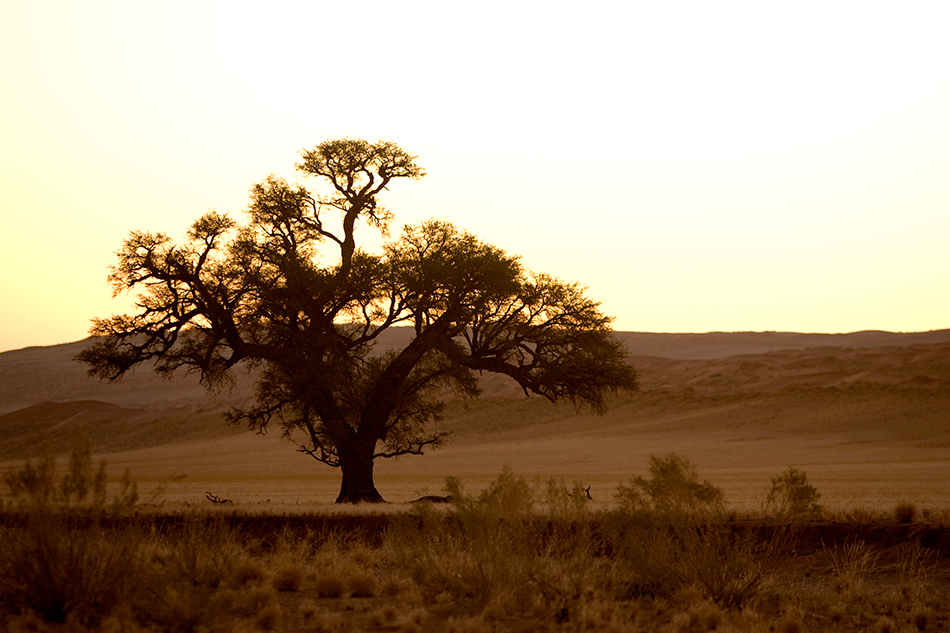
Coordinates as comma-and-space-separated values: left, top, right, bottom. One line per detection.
3, 329, 949, 510
3, 330, 950, 631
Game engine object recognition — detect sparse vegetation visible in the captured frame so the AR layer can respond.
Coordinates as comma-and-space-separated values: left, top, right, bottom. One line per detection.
1, 459, 948, 631
765, 466, 822, 518
77, 137, 638, 504
616, 452, 725, 518
3, 437, 137, 512
895, 500, 918, 523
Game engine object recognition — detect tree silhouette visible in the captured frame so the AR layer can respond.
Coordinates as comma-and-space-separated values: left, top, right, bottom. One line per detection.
77, 139, 638, 503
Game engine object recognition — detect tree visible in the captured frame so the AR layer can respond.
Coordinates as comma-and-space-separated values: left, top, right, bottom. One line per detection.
77, 138, 639, 503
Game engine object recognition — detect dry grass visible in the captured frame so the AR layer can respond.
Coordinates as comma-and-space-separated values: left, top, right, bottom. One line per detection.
1, 462, 949, 631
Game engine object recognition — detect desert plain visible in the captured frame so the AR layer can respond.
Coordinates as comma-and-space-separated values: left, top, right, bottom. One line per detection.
2, 328, 949, 513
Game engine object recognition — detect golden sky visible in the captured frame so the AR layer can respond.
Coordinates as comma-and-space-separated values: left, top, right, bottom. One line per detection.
1, 1, 948, 352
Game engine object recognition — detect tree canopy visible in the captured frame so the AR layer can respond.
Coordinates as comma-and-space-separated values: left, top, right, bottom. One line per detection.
77, 139, 639, 503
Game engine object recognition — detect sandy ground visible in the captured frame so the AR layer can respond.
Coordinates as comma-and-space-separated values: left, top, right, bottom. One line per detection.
2, 330, 950, 513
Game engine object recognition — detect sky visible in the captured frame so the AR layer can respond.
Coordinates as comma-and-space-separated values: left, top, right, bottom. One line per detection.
1, 1, 948, 353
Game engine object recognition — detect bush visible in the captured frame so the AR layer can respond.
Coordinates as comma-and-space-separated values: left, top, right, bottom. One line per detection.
616, 453, 725, 518
894, 502, 917, 523
0, 513, 142, 625
765, 468, 821, 518
2, 438, 137, 512
386, 468, 595, 615
539, 478, 592, 518
474, 466, 536, 516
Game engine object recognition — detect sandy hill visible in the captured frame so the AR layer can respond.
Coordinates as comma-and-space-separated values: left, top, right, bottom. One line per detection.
1, 329, 949, 507
1, 328, 948, 457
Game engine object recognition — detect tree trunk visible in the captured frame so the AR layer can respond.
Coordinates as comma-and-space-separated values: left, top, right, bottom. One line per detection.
335, 442, 384, 503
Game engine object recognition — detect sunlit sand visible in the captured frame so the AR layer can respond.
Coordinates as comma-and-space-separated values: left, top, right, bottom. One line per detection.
3, 330, 949, 513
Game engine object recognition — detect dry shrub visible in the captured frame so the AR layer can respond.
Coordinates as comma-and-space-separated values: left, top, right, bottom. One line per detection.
826, 539, 879, 579
779, 612, 803, 633
894, 501, 918, 523
272, 564, 306, 592
314, 573, 347, 598
254, 601, 283, 631
0, 513, 142, 626
829, 604, 846, 624
381, 575, 418, 597
385, 470, 544, 611
159, 518, 244, 590
233, 558, 267, 586
765, 467, 821, 518
606, 516, 784, 609
2, 439, 138, 513
348, 569, 378, 597
616, 453, 724, 519
405, 607, 427, 626
367, 604, 401, 627
877, 616, 897, 633
309, 611, 345, 632
398, 620, 422, 633
240, 585, 277, 614
686, 600, 723, 630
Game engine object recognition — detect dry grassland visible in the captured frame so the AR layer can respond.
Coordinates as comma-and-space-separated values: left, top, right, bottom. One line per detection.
2, 459, 950, 633
2, 331, 950, 630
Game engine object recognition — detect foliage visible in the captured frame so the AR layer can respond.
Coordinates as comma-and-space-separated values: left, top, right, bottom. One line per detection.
616, 453, 725, 518
608, 455, 782, 607
1, 467, 946, 630
77, 138, 638, 503
2, 438, 137, 512
388, 468, 598, 619
474, 466, 536, 516
894, 501, 917, 523
765, 467, 822, 518
608, 519, 782, 608
0, 441, 141, 624
0, 514, 142, 625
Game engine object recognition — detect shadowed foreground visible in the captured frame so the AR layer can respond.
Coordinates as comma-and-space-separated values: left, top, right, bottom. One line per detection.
2, 465, 950, 632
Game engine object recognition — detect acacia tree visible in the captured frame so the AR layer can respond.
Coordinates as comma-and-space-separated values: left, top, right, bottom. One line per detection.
77, 139, 639, 503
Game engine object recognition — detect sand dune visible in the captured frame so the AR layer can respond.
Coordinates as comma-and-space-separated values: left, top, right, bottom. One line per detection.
1, 329, 949, 508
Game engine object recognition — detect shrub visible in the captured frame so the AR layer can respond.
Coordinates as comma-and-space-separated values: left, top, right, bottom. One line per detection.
894, 502, 917, 523
234, 559, 267, 586
765, 467, 821, 518
616, 453, 725, 518
272, 564, 306, 592
2, 439, 137, 512
609, 518, 782, 608
539, 478, 592, 518
386, 469, 557, 612
348, 570, 378, 597
314, 573, 347, 598
475, 466, 535, 516
254, 601, 283, 631
3, 450, 58, 507
0, 514, 141, 625
161, 518, 243, 590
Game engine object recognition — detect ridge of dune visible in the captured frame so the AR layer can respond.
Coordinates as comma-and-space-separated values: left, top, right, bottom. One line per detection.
0, 329, 948, 472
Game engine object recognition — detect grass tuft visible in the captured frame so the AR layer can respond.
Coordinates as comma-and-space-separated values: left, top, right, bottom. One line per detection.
272, 564, 306, 592
1, 460, 948, 632
894, 501, 918, 523
313, 573, 347, 598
